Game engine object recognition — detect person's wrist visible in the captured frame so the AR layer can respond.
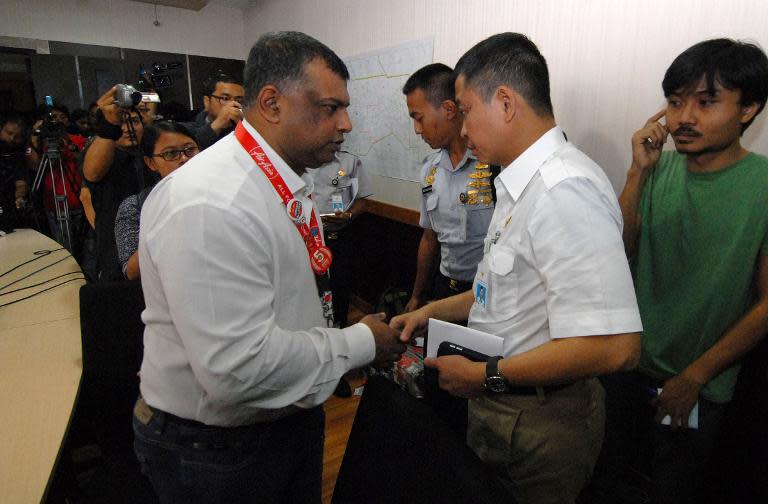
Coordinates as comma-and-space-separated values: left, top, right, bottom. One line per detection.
681, 365, 708, 388
96, 115, 123, 140
475, 361, 487, 390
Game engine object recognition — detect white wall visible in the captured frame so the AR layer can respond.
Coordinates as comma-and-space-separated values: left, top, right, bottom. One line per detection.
0, 0, 245, 59
243, 0, 768, 209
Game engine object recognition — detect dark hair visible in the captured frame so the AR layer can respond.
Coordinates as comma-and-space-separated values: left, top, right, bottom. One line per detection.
243, 31, 349, 107
663, 38, 768, 133
140, 121, 196, 157
1, 112, 26, 129
454, 32, 553, 117
202, 71, 243, 97
402, 63, 456, 107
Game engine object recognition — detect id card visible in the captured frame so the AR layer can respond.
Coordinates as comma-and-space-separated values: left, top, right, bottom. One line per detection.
475, 279, 488, 311
331, 193, 344, 213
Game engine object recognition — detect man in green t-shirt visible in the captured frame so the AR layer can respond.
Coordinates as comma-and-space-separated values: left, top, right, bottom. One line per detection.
601, 39, 768, 504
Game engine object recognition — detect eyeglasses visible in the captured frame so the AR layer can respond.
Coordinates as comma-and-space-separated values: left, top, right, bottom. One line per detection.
209, 94, 244, 105
152, 145, 199, 161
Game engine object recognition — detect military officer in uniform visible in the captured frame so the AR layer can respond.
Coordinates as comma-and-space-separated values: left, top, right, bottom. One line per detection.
403, 63, 496, 313
309, 150, 372, 327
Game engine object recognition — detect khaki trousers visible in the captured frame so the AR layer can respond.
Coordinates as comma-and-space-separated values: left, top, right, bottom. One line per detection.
468, 378, 605, 504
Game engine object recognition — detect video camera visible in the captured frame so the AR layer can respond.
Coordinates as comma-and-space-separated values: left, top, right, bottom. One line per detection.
114, 84, 161, 109
33, 95, 68, 142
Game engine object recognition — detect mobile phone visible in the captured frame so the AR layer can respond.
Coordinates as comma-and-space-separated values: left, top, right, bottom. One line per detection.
437, 341, 489, 362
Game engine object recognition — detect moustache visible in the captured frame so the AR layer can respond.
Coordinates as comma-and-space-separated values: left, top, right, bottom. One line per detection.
672, 126, 702, 137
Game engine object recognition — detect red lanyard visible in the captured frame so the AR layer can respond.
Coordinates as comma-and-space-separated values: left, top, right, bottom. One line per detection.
234, 122, 332, 275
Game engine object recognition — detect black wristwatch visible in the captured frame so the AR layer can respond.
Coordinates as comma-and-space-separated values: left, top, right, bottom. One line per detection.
485, 356, 508, 393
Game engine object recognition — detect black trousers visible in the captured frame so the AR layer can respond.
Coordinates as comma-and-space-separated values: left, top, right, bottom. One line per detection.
326, 228, 355, 327
588, 371, 727, 504
422, 272, 474, 436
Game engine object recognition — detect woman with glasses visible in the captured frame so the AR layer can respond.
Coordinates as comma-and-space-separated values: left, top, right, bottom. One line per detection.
114, 122, 199, 280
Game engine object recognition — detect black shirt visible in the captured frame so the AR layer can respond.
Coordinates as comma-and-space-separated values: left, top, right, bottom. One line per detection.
83, 145, 156, 281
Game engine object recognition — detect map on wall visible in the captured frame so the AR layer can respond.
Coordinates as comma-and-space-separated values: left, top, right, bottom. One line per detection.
342, 39, 434, 182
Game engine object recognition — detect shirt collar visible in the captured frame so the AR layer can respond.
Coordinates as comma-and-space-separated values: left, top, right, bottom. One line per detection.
497, 126, 566, 201
240, 119, 306, 195
440, 148, 476, 172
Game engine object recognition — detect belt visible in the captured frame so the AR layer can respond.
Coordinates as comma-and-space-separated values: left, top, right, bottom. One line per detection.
448, 278, 473, 292
134, 398, 258, 451
134, 396, 207, 428
134, 397, 304, 429
503, 381, 576, 396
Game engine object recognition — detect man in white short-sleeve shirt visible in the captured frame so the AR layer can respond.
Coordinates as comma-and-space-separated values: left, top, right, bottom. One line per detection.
392, 33, 642, 504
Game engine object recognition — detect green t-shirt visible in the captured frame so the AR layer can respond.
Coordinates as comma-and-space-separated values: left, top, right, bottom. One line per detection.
634, 150, 768, 403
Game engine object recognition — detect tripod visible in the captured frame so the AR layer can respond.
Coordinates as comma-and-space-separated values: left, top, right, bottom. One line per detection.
31, 136, 73, 251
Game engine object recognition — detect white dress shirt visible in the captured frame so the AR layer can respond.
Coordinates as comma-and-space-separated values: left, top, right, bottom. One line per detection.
468, 126, 642, 357
138, 120, 375, 426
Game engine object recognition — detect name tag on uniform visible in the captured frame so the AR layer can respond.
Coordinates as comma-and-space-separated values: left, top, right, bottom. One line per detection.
475, 279, 488, 311
422, 185, 433, 195
331, 193, 344, 212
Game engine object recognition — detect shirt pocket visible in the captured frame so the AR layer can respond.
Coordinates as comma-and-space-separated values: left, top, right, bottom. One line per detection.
425, 192, 439, 227
463, 204, 494, 241
487, 245, 518, 314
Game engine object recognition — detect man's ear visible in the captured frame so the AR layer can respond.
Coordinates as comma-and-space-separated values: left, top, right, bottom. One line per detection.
740, 101, 761, 126
495, 86, 518, 123
441, 99, 458, 120
144, 156, 158, 173
203, 95, 211, 112
257, 85, 282, 124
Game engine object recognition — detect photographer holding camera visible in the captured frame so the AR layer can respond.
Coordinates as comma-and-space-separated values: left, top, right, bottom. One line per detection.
182, 72, 244, 150
81, 85, 157, 282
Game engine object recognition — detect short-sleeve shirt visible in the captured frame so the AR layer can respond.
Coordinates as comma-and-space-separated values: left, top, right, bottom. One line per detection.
82, 145, 156, 281
468, 126, 642, 357
114, 186, 152, 277
419, 149, 494, 282
634, 150, 768, 403
307, 151, 372, 231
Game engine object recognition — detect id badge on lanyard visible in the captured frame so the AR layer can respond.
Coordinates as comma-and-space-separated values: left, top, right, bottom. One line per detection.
234, 122, 335, 327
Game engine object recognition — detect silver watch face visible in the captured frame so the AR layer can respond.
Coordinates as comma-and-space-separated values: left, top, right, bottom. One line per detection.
486, 376, 507, 393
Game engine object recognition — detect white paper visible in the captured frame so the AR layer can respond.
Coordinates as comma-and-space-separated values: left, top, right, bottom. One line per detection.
657, 388, 699, 429
426, 319, 504, 359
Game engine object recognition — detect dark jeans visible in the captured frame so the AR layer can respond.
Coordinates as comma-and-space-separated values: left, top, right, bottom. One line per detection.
133, 402, 325, 504
591, 371, 727, 504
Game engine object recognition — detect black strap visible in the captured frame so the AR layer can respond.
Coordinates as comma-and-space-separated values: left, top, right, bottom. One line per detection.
95, 112, 123, 141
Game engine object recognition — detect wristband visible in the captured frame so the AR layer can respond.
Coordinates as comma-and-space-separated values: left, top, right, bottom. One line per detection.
96, 115, 123, 141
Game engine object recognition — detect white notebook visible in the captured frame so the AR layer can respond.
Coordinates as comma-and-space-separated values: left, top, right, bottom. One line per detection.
426, 319, 504, 359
